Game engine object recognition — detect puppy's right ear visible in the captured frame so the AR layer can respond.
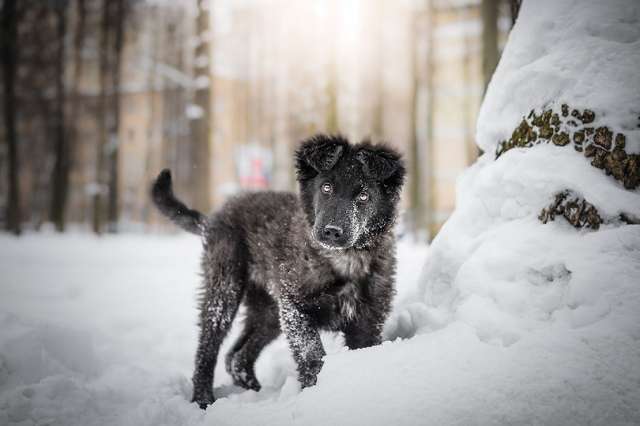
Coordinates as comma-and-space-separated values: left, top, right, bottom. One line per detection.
295, 134, 348, 180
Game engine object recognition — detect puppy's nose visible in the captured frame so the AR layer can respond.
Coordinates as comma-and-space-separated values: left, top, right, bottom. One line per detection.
323, 225, 344, 241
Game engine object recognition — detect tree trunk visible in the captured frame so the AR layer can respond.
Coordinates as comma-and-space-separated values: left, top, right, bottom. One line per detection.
62, 0, 86, 226
50, 1, 70, 232
142, 5, 160, 225
372, 0, 384, 140
509, 0, 521, 27
106, 0, 125, 233
93, 0, 111, 234
190, 0, 212, 214
408, 12, 422, 236
1, 0, 21, 235
481, 0, 499, 94
408, 0, 436, 239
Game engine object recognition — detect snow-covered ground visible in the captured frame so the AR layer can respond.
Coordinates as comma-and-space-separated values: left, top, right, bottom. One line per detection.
0, 233, 431, 426
1, 227, 638, 426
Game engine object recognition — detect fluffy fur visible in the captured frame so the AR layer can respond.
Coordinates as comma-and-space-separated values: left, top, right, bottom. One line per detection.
151, 134, 405, 409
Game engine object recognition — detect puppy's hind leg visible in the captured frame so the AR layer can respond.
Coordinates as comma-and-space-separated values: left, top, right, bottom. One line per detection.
225, 294, 280, 391
192, 227, 247, 409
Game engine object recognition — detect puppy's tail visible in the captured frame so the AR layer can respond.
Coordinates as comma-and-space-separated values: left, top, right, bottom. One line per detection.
151, 169, 207, 236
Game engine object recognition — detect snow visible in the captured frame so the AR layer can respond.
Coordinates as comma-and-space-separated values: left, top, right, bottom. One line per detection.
1, 220, 638, 425
0, 233, 429, 426
477, 0, 640, 154
2, 1, 640, 424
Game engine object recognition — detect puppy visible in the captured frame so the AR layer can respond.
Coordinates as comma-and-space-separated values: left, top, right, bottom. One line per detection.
151, 134, 405, 408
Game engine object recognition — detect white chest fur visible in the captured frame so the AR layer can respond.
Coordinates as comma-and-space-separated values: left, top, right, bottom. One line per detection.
337, 281, 360, 320
327, 249, 370, 280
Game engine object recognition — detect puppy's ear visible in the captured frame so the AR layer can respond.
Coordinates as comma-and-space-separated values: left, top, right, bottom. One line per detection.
295, 134, 348, 180
356, 144, 406, 188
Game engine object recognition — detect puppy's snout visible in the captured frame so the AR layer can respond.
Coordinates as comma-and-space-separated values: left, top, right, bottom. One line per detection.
322, 225, 344, 241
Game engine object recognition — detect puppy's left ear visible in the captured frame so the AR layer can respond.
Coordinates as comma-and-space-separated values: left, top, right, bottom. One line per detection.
356, 144, 406, 187
295, 134, 348, 180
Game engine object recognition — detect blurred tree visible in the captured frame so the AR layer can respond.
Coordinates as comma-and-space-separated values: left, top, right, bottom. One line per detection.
142, 5, 161, 225
190, 0, 212, 214
93, 0, 110, 234
509, 0, 521, 26
50, 0, 70, 232
481, 0, 499, 93
62, 0, 87, 226
1, 0, 21, 234
326, 70, 338, 134
371, 0, 383, 141
12, 1, 62, 228
93, 0, 127, 234
106, 0, 126, 233
409, 0, 435, 238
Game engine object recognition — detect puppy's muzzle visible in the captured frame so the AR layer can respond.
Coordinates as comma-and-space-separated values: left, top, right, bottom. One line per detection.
322, 225, 343, 242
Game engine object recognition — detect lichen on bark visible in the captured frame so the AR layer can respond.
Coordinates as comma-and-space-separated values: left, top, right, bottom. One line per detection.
539, 190, 603, 230
539, 190, 639, 230
496, 105, 640, 190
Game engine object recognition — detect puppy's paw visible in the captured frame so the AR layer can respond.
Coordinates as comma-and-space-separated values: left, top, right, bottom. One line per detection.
233, 372, 262, 392
192, 389, 215, 410
298, 358, 324, 388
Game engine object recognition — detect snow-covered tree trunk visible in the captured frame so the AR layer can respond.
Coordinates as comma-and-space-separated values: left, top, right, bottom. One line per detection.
387, 6, 640, 416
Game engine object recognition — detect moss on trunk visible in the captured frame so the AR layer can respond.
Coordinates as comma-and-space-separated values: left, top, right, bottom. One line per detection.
539, 190, 602, 230
496, 105, 640, 190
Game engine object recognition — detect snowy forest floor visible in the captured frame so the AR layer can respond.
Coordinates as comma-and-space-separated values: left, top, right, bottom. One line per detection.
0, 232, 638, 426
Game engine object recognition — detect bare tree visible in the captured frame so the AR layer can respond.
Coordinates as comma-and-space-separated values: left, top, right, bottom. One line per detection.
50, 0, 70, 232
372, 0, 384, 140
509, 0, 521, 27
55, 0, 87, 229
481, 0, 499, 94
106, 0, 126, 232
190, 0, 212, 214
408, 12, 422, 235
1, 0, 21, 234
142, 5, 161, 225
409, 0, 435, 238
92, 0, 110, 234
91, 0, 127, 234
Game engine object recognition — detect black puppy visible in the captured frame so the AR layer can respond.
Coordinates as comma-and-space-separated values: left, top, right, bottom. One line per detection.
151, 134, 405, 408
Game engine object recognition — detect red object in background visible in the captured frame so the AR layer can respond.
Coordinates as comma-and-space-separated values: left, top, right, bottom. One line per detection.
237, 145, 272, 189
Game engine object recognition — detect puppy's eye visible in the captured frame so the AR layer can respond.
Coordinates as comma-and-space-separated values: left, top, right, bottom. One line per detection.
321, 182, 333, 194
357, 191, 369, 202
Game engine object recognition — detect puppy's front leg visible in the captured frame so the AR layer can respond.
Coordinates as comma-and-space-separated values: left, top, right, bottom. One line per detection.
278, 291, 325, 388
343, 316, 383, 350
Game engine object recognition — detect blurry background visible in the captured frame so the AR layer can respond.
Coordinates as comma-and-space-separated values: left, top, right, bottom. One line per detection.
0, 0, 518, 240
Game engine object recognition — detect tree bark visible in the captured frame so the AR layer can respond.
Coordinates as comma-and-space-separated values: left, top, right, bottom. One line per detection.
408, 12, 422, 236
106, 0, 125, 233
372, 0, 384, 140
1, 0, 21, 235
61, 0, 86, 226
509, 0, 521, 27
93, 0, 111, 234
481, 0, 499, 94
408, 0, 436, 239
142, 5, 160, 225
50, 0, 70, 232
190, 0, 212, 214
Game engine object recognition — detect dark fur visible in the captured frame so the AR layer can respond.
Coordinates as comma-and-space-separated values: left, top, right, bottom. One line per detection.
151, 135, 405, 409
